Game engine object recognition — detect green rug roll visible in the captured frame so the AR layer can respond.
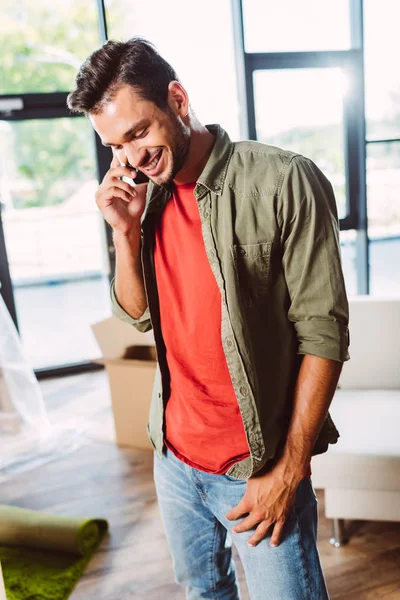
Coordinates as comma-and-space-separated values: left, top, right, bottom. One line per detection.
0, 504, 108, 600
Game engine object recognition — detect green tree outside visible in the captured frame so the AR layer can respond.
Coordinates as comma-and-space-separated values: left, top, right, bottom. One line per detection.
0, 0, 122, 209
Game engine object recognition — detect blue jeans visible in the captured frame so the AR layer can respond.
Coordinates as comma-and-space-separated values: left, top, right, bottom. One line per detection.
154, 447, 329, 600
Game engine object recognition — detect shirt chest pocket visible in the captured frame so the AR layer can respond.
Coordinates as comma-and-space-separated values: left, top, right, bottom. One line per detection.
231, 242, 273, 309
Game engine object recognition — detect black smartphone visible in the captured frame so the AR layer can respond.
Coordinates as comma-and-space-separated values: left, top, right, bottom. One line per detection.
133, 169, 150, 185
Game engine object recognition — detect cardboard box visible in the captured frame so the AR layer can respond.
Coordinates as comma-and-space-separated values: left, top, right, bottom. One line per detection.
91, 316, 156, 450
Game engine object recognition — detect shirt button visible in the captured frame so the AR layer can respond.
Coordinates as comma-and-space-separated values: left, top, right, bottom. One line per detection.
209, 249, 216, 260
239, 385, 248, 396
239, 247, 246, 256
226, 338, 234, 349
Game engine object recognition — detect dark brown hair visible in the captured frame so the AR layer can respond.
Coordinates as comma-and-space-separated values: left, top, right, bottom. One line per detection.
67, 37, 179, 115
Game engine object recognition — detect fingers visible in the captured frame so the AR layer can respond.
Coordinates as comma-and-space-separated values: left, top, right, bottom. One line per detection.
97, 185, 135, 208
248, 520, 273, 547
108, 164, 138, 181
269, 519, 286, 547
113, 179, 137, 197
225, 498, 251, 522
232, 510, 265, 534
234, 516, 286, 548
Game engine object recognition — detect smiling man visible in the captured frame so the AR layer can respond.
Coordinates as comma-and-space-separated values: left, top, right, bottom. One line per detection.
68, 38, 349, 600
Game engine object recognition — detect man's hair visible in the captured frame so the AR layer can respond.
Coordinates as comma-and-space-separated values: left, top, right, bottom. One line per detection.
67, 37, 180, 115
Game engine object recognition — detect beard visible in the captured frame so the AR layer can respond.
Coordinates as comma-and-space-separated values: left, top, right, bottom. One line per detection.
156, 110, 191, 186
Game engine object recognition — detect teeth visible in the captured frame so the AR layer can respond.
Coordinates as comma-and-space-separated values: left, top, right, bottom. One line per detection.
145, 152, 161, 171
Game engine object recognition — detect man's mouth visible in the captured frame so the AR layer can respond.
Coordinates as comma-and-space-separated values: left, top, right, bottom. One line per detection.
142, 149, 163, 174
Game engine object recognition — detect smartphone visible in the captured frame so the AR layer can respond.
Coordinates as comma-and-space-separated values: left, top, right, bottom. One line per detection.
120, 168, 149, 187
133, 169, 150, 185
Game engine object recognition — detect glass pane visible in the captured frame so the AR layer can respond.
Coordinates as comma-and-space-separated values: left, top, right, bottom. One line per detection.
0, 0, 100, 94
105, 0, 240, 140
364, 0, 400, 140
340, 230, 357, 296
253, 68, 347, 218
243, 0, 351, 53
0, 118, 111, 369
367, 143, 400, 296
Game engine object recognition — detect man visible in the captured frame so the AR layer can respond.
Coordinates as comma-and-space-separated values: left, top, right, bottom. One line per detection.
68, 38, 349, 599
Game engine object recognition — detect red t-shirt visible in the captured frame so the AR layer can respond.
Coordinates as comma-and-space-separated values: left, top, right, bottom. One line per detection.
154, 182, 250, 474
154, 182, 312, 479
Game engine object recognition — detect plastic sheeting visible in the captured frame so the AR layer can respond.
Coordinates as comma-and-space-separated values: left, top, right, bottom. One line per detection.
0, 294, 49, 434
0, 294, 83, 482
0, 561, 6, 600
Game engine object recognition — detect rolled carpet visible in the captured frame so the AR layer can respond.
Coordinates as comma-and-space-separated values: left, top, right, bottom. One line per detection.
0, 504, 108, 600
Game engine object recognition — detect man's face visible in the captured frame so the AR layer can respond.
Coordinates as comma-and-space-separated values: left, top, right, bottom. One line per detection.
90, 85, 190, 186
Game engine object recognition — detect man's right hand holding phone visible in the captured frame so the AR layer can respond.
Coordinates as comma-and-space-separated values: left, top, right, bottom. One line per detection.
95, 153, 148, 238
95, 154, 149, 319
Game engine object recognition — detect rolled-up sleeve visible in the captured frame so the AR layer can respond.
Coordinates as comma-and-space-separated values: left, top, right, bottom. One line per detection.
278, 155, 350, 362
110, 278, 153, 333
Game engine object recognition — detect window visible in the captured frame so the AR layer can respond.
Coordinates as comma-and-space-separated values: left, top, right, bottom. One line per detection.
367, 143, 400, 296
105, 0, 241, 140
0, 0, 100, 94
364, 0, 400, 140
364, 0, 400, 296
0, 117, 111, 369
242, 0, 351, 53
340, 230, 357, 296
253, 68, 347, 218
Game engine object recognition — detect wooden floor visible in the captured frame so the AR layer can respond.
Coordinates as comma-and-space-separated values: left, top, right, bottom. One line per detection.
1, 371, 400, 599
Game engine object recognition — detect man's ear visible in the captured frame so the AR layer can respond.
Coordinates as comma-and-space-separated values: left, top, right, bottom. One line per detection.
167, 81, 189, 118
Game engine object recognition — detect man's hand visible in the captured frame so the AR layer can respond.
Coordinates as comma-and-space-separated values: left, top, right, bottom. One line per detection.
225, 463, 303, 548
95, 153, 148, 235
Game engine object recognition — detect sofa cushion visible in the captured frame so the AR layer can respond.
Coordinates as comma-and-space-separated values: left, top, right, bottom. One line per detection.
329, 389, 400, 455
339, 296, 400, 389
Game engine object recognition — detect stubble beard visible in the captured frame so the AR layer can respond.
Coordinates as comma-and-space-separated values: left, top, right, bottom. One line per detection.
157, 115, 191, 186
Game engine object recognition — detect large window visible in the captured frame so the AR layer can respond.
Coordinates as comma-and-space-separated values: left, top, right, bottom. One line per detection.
0, 1, 110, 374
364, 0, 400, 296
1, 0, 399, 374
0, 118, 111, 369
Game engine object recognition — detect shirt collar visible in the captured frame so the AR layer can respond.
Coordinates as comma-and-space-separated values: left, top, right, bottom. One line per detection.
144, 123, 233, 217
194, 124, 234, 197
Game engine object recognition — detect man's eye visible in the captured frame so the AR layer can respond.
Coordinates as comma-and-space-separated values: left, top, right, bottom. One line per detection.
134, 129, 147, 139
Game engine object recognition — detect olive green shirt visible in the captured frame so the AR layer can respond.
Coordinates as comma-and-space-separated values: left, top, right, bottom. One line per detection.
110, 124, 350, 479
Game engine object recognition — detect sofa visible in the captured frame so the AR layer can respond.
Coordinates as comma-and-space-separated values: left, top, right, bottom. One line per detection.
311, 296, 400, 545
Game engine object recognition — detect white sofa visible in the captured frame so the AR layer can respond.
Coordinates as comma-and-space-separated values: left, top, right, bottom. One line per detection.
311, 296, 400, 545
